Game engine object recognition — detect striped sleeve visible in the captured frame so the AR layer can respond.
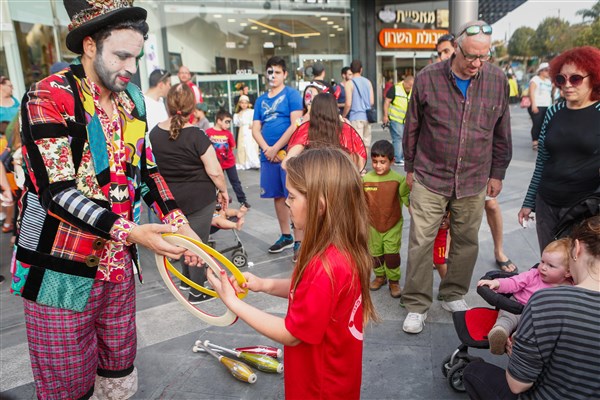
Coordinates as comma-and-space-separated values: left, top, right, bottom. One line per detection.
522, 103, 564, 210
508, 287, 600, 400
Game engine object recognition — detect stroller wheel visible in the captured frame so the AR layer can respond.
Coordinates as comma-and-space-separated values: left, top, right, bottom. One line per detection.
441, 354, 453, 377
232, 251, 248, 268
447, 359, 468, 392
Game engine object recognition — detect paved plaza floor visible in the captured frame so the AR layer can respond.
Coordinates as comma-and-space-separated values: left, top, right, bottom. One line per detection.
1, 105, 541, 399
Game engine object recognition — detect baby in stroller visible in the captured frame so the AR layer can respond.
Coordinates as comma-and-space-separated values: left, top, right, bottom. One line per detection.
442, 238, 573, 392
477, 238, 573, 355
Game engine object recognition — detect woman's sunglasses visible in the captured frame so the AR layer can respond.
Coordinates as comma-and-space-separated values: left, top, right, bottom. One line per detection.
458, 24, 492, 37
554, 74, 590, 88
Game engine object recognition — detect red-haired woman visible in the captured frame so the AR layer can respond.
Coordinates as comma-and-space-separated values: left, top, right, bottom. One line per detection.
518, 46, 600, 254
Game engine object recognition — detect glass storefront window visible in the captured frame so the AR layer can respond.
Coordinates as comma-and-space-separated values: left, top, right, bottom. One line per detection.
139, 1, 351, 118
151, 2, 351, 90
8, 0, 77, 88
14, 21, 58, 87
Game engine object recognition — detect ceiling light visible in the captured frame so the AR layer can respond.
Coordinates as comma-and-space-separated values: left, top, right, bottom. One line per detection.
329, 33, 335, 37
263, 42, 274, 48
248, 18, 320, 38
251, 26, 258, 30
261, 29, 268, 33
288, 42, 297, 48
240, 22, 248, 27
228, 18, 235, 22
214, 14, 222, 18
327, 21, 334, 25
226, 41, 236, 48
337, 28, 344, 31
333, 25, 339, 28
269, 32, 276, 36
320, 17, 328, 21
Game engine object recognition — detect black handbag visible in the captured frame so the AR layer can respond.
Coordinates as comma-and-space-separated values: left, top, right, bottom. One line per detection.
352, 80, 377, 123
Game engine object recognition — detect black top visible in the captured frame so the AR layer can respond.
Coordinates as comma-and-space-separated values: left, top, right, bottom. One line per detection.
149, 126, 216, 214
538, 102, 600, 207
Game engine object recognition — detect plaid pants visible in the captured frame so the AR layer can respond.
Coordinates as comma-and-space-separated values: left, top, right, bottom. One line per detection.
23, 265, 136, 399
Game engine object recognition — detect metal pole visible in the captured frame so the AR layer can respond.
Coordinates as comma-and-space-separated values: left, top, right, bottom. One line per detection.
50, 0, 63, 63
449, 0, 479, 34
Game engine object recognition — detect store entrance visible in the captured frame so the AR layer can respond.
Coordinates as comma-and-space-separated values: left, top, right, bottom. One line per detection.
379, 52, 434, 84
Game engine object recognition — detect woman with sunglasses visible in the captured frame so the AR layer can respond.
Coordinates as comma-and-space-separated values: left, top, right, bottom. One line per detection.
519, 46, 600, 254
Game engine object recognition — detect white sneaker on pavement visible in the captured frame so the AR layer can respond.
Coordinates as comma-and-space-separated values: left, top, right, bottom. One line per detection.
441, 299, 470, 312
402, 312, 427, 334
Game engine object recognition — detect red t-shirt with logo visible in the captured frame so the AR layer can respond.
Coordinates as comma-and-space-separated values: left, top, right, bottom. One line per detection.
284, 245, 364, 400
205, 127, 236, 170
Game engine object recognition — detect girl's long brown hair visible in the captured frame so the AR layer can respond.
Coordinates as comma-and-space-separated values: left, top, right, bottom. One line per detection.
166, 83, 194, 140
307, 93, 342, 149
286, 148, 379, 324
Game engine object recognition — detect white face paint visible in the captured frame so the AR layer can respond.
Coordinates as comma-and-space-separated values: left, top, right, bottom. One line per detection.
266, 65, 286, 89
93, 29, 144, 93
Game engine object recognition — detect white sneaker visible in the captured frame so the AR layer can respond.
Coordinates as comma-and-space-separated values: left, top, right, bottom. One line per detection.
402, 312, 427, 334
441, 299, 470, 312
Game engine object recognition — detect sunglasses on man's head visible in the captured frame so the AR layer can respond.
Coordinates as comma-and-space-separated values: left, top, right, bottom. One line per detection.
554, 74, 590, 88
459, 24, 492, 37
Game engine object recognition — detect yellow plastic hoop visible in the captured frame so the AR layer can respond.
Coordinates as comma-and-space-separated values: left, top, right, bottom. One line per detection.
155, 234, 248, 326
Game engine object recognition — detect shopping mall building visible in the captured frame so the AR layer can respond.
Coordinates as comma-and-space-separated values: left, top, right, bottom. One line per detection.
0, 0, 524, 117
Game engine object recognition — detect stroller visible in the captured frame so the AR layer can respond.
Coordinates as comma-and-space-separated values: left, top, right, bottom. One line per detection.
441, 270, 523, 392
207, 211, 249, 269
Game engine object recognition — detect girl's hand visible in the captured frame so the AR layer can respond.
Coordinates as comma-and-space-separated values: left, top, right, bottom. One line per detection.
206, 268, 238, 306
239, 272, 264, 293
477, 279, 499, 290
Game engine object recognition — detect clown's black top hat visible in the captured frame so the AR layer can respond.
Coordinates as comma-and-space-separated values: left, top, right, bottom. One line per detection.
64, 0, 147, 54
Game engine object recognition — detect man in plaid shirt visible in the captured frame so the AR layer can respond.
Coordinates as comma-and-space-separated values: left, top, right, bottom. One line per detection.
401, 21, 512, 334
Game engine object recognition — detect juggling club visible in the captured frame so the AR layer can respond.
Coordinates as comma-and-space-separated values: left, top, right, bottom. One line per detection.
194, 341, 282, 359
204, 340, 284, 374
195, 342, 257, 384
234, 345, 282, 359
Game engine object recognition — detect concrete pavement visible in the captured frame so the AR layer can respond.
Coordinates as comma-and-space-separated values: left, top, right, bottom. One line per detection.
0, 105, 540, 399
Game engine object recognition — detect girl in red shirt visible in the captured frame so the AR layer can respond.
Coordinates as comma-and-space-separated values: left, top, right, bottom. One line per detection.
208, 148, 378, 399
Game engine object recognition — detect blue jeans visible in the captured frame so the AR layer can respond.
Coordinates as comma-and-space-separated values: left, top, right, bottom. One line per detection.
389, 120, 404, 162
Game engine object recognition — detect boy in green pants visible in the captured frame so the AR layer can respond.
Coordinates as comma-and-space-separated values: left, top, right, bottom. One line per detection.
363, 140, 410, 297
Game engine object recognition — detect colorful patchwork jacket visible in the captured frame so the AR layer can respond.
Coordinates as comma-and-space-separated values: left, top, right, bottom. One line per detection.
11, 62, 187, 312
